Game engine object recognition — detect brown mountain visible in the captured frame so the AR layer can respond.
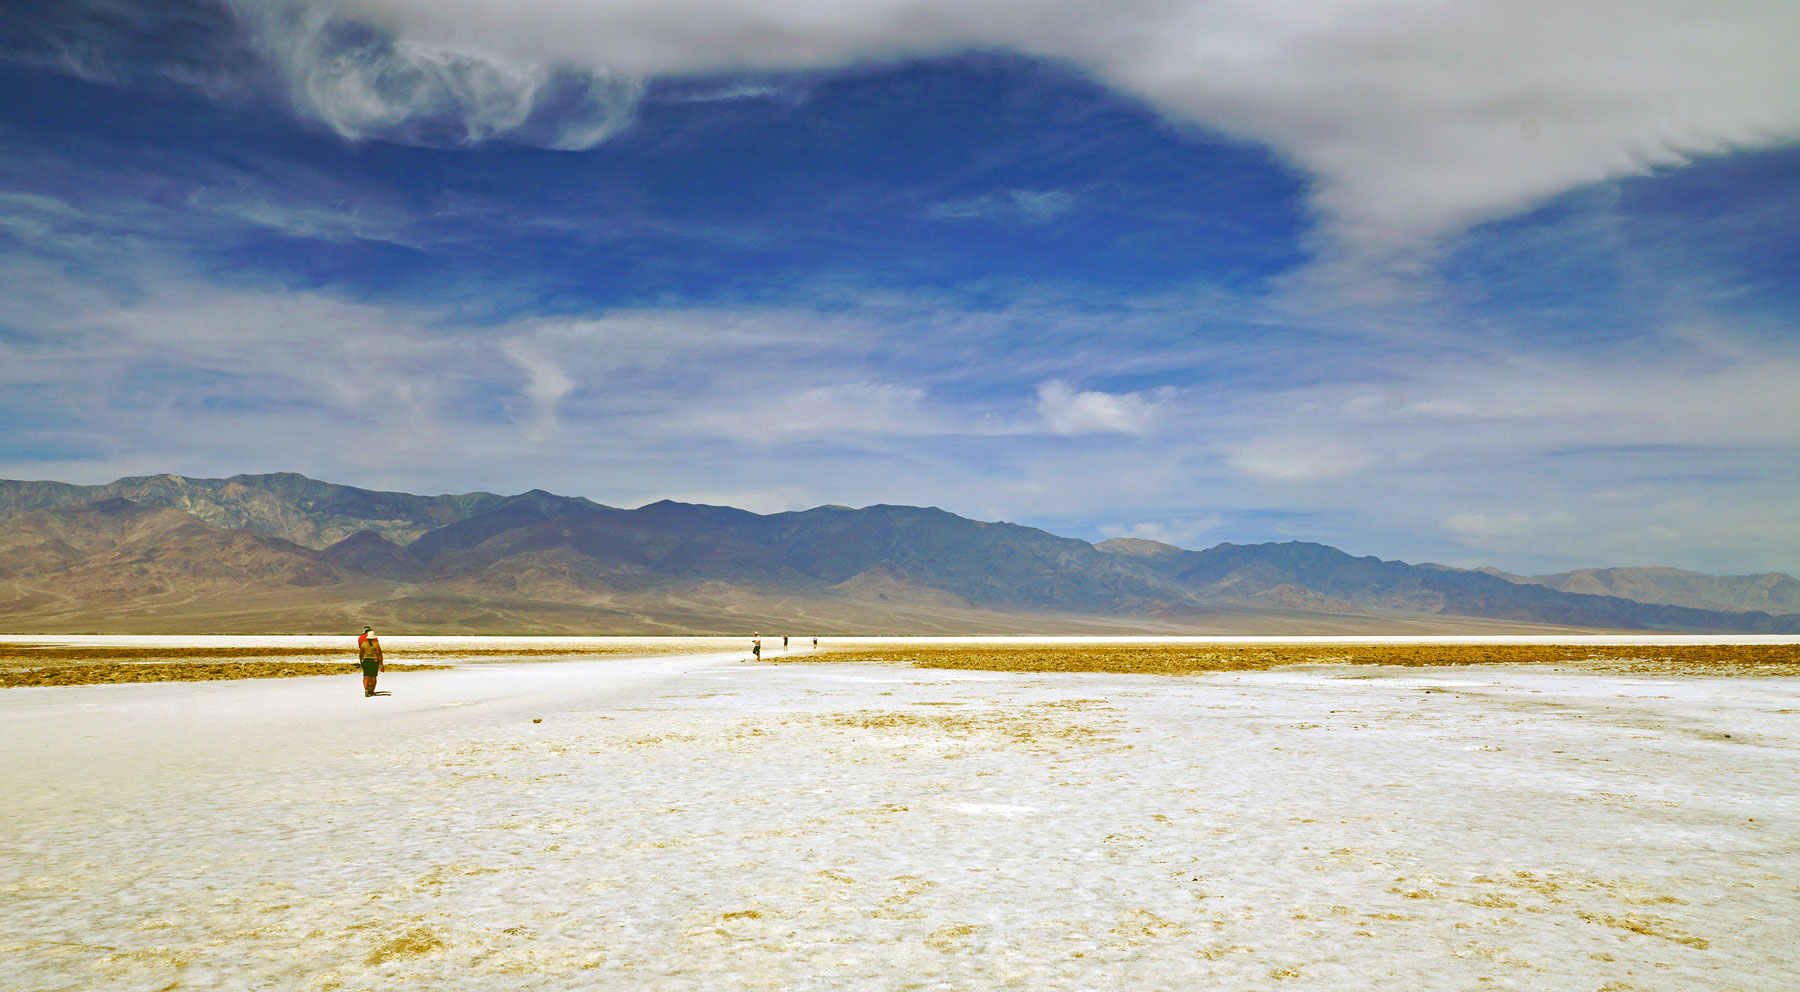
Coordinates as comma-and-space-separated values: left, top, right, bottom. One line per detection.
1484, 565, 1800, 615
0, 499, 335, 586
1110, 540, 1800, 632
0, 498, 379, 631
2, 474, 1797, 635
0, 472, 507, 548
319, 530, 425, 580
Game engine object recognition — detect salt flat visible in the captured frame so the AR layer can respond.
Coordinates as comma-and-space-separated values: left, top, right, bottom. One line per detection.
3, 647, 1796, 991
5, 633, 1796, 649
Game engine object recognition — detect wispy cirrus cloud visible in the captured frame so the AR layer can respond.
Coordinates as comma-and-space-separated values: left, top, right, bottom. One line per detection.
926, 189, 1074, 224
6, 236, 1800, 571
237, 2, 644, 150
15, 1, 1796, 266
498, 339, 575, 443
1443, 510, 1575, 543
1222, 437, 1373, 483
188, 0, 1800, 268
682, 382, 939, 440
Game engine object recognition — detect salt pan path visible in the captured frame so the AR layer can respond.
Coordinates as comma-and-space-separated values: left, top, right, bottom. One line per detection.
4, 649, 1797, 990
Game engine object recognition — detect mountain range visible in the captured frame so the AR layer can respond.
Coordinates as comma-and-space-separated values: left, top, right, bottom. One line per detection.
2, 473, 1796, 635
1476, 565, 1800, 616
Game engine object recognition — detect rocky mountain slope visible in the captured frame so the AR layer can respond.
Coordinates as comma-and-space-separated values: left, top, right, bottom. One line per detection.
3, 474, 1797, 634
1478, 565, 1800, 615
0, 473, 505, 548
1097, 539, 1799, 632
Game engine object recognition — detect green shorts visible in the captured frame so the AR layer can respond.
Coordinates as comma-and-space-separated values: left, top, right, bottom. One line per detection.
360, 658, 381, 677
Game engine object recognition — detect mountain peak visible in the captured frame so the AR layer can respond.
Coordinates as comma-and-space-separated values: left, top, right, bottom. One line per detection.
232, 471, 315, 483
320, 529, 422, 578
500, 489, 604, 513
1096, 537, 1185, 557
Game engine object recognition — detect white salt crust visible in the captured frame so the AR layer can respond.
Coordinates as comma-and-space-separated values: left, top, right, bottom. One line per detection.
3, 644, 1796, 990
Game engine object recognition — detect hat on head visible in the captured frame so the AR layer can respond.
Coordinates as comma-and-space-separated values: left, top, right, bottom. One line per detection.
363, 626, 374, 633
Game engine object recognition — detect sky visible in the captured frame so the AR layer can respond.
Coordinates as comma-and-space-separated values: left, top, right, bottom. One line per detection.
2, 0, 1798, 576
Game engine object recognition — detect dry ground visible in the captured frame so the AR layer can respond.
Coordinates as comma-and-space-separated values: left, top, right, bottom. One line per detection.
0, 639, 732, 687
0, 661, 455, 687
799, 642, 1800, 677
10, 639, 1798, 687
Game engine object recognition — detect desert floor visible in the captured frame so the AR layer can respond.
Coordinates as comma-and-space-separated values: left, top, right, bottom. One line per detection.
3, 640, 1797, 990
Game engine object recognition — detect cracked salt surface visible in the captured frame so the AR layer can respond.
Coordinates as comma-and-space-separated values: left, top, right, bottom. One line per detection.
3, 648, 1798, 990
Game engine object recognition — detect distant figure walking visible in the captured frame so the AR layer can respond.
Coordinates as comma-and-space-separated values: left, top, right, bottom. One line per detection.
812, 636, 818, 649
782, 634, 789, 650
358, 626, 385, 697
752, 632, 761, 661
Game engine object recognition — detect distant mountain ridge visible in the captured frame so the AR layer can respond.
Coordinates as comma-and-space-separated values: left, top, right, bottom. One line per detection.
1, 473, 1796, 634
0, 472, 505, 549
1475, 565, 1800, 615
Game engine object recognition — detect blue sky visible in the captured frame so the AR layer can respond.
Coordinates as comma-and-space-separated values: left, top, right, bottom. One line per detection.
2, 0, 1798, 575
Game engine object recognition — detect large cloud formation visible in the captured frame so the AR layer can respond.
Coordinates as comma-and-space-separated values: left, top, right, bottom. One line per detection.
228, 0, 1800, 257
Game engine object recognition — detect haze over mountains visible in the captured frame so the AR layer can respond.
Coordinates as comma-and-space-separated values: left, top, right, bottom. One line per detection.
1476, 566, 1800, 616
1, 473, 1796, 635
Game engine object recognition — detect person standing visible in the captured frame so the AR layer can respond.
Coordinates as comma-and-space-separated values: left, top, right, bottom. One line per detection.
782, 634, 789, 650
812, 636, 818, 649
358, 626, 385, 697
752, 632, 762, 661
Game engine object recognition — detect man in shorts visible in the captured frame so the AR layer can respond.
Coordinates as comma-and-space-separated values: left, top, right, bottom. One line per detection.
358, 626, 385, 696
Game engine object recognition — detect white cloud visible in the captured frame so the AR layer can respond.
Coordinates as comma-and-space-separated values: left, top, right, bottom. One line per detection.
1444, 511, 1566, 541
655, 81, 793, 104
1400, 399, 1475, 418
7, 190, 1800, 574
225, 0, 1800, 259
500, 339, 576, 442
1224, 436, 1372, 482
1036, 380, 1160, 435
233, 1, 640, 148
685, 381, 937, 439
511, 309, 854, 372
927, 189, 1075, 224
1098, 516, 1224, 549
